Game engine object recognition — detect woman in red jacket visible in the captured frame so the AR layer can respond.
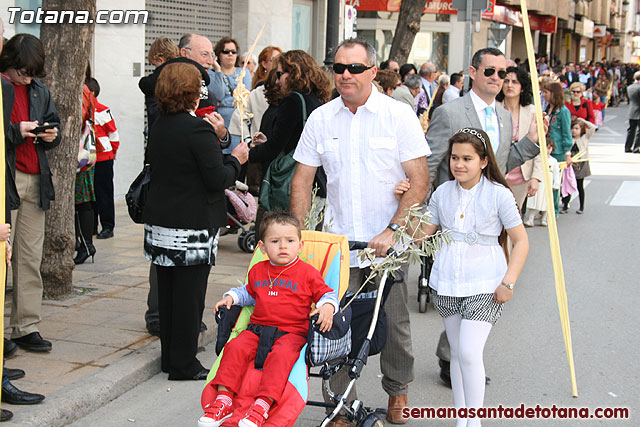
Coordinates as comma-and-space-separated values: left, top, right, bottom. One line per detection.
565, 82, 595, 124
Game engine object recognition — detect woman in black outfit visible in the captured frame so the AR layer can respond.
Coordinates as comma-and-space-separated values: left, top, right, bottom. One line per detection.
249, 50, 330, 234
142, 62, 248, 380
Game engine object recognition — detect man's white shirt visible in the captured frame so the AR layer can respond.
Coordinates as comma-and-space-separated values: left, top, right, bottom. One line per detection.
469, 89, 501, 150
294, 85, 431, 267
442, 85, 460, 104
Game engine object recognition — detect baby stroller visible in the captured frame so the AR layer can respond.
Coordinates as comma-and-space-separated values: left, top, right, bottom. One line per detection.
202, 231, 396, 427
221, 181, 257, 253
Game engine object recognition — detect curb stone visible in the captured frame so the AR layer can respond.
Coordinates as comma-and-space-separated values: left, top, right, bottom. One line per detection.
10, 329, 215, 426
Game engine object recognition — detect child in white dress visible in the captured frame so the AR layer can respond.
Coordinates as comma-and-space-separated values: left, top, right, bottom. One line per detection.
420, 128, 529, 427
524, 139, 560, 227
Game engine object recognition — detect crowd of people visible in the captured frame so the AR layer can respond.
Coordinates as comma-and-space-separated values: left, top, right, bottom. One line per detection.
0, 17, 635, 425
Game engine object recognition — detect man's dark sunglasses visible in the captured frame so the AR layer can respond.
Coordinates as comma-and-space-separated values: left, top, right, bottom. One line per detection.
332, 63, 374, 75
221, 49, 237, 55
482, 67, 507, 79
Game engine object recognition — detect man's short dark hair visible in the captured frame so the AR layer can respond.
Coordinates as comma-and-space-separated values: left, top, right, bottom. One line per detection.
450, 73, 463, 86
0, 33, 46, 78
471, 47, 504, 69
335, 38, 376, 66
259, 210, 301, 240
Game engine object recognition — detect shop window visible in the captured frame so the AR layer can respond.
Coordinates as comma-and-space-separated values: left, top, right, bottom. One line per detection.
293, 0, 313, 52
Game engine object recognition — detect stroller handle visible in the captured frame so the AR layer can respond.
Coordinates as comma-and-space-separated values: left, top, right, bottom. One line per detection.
348, 240, 394, 256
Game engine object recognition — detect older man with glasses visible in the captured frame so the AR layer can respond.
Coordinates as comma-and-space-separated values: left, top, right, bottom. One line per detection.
291, 38, 430, 425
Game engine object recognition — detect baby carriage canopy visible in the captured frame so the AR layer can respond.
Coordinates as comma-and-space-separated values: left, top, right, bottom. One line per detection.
203, 230, 351, 427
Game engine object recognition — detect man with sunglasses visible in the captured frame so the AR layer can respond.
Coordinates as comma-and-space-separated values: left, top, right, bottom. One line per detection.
291, 38, 430, 425
426, 47, 547, 389
427, 47, 546, 187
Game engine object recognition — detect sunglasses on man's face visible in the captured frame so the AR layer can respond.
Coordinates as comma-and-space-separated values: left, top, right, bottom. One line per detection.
480, 67, 507, 79
221, 49, 237, 55
332, 63, 374, 75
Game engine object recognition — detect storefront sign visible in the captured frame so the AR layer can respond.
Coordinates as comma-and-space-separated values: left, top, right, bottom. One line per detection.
593, 25, 607, 37
481, 4, 556, 34
345, 0, 458, 15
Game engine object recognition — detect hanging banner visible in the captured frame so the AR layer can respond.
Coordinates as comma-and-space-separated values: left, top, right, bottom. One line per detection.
345, 0, 459, 15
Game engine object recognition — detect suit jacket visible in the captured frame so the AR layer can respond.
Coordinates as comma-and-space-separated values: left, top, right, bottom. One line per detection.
564, 72, 579, 85
627, 82, 640, 119
143, 112, 241, 230
391, 85, 415, 110
426, 91, 540, 187
497, 103, 543, 181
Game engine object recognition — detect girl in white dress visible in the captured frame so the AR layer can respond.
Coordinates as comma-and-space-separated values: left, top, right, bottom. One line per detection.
421, 128, 529, 427
524, 139, 560, 227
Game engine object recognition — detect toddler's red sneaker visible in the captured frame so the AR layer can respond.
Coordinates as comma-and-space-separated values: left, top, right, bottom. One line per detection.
198, 399, 233, 427
238, 402, 268, 427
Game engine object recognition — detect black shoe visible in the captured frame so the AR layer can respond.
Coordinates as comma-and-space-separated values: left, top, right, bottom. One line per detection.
1, 409, 13, 422
192, 369, 209, 380
147, 321, 160, 337
12, 332, 52, 352
633, 148, 640, 154
96, 229, 114, 239
438, 359, 452, 388
74, 243, 96, 265
4, 367, 25, 381
4, 339, 18, 359
1, 381, 45, 405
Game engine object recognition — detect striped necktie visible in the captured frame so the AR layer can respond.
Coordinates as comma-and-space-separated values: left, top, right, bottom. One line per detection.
484, 106, 499, 153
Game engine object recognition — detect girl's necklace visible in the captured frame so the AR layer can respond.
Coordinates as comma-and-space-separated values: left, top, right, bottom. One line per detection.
458, 185, 475, 219
267, 257, 299, 289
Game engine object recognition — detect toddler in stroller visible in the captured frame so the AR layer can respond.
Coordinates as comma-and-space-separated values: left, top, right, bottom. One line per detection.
199, 211, 339, 427
201, 225, 396, 426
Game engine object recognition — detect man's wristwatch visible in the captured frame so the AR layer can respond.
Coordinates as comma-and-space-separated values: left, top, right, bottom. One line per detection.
387, 223, 400, 232
501, 282, 515, 290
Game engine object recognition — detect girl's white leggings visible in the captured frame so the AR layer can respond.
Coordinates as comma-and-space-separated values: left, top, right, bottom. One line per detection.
443, 314, 493, 427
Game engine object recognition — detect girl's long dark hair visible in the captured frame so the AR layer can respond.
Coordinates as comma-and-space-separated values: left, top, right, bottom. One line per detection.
446, 128, 512, 259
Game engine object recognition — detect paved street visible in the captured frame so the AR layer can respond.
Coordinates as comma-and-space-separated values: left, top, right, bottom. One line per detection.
48, 103, 640, 426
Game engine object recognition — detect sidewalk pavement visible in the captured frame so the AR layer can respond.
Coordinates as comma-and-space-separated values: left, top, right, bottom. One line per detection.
3, 201, 253, 426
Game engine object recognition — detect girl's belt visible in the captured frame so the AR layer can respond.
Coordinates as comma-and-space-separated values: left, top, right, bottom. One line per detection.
449, 230, 499, 246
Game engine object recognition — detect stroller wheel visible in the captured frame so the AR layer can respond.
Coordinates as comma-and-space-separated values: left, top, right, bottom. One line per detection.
238, 231, 256, 253
357, 412, 384, 427
418, 292, 428, 313
244, 230, 256, 252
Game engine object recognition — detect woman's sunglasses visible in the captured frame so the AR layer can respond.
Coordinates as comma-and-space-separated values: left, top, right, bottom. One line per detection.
332, 63, 374, 75
221, 49, 237, 55
481, 67, 507, 79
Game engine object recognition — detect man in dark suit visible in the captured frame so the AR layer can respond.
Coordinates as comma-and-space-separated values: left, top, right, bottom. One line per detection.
564, 63, 580, 85
425, 47, 548, 385
625, 71, 640, 153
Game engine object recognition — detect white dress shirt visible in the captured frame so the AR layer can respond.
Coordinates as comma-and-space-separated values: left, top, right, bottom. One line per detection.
442, 85, 460, 104
420, 76, 434, 99
294, 85, 431, 267
469, 89, 501, 150
427, 176, 522, 296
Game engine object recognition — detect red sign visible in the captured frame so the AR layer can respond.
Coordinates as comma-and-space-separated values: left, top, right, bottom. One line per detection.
345, 0, 458, 15
482, 4, 556, 34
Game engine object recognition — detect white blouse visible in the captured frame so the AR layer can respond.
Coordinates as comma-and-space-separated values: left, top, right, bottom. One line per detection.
427, 177, 522, 297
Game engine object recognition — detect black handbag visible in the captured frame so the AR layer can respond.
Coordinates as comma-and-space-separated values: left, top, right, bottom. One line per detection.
125, 164, 151, 224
